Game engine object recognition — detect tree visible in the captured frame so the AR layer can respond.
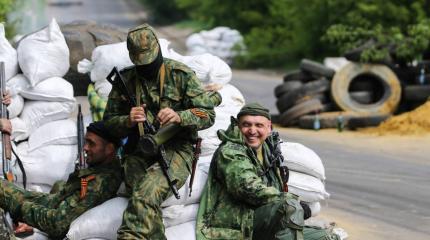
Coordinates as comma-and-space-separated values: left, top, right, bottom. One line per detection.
324, 0, 430, 63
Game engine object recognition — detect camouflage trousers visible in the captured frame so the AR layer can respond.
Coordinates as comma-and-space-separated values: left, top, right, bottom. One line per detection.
0, 208, 15, 240
0, 180, 47, 220
253, 193, 340, 240
117, 144, 192, 240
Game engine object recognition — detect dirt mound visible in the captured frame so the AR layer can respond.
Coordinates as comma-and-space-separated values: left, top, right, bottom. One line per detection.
363, 100, 430, 135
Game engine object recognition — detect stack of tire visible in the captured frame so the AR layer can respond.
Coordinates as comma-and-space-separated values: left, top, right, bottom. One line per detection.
275, 59, 405, 129
275, 59, 335, 127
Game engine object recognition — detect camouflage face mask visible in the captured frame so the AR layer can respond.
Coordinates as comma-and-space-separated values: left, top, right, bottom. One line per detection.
127, 23, 160, 65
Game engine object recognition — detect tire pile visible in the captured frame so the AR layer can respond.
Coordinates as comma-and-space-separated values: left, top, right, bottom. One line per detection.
274, 59, 430, 130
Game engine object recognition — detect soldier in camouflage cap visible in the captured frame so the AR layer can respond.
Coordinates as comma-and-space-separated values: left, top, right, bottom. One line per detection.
103, 23, 216, 239
0, 121, 122, 239
196, 103, 341, 240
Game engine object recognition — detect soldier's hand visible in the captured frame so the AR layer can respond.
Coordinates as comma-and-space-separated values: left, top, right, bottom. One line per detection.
2, 90, 11, 106
127, 105, 146, 128
0, 119, 11, 134
157, 107, 181, 126
14, 222, 34, 234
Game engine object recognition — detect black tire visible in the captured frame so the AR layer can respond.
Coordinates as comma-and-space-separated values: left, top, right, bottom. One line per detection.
283, 69, 314, 82
298, 111, 387, 129
295, 93, 330, 105
279, 99, 323, 126
274, 81, 303, 98
300, 59, 335, 78
299, 111, 351, 129
331, 63, 401, 114
403, 85, 430, 102
348, 113, 390, 129
276, 78, 330, 113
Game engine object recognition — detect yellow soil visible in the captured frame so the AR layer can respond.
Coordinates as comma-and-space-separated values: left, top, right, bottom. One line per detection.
362, 100, 430, 135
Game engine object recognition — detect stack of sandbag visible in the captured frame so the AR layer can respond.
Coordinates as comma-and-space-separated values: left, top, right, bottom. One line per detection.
2, 19, 77, 193
186, 26, 245, 64
77, 38, 235, 123
67, 157, 211, 240
280, 142, 329, 217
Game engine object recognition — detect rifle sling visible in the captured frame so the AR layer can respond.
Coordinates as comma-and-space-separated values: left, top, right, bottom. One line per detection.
11, 146, 26, 189
135, 63, 166, 137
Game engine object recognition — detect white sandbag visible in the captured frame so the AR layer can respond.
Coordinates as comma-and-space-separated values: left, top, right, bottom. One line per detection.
0, 24, 19, 81
218, 84, 245, 108
281, 142, 325, 180
308, 201, 321, 217
28, 119, 77, 151
6, 74, 30, 96
13, 142, 76, 186
186, 33, 205, 50
20, 100, 75, 138
67, 197, 128, 240
323, 57, 349, 72
182, 54, 232, 85
159, 38, 184, 61
94, 79, 112, 100
198, 84, 244, 156
163, 204, 199, 228
20, 77, 75, 102
165, 220, 196, 240
78, 42, 133, 83
10, 117, 28, 141
17, 19, 69, 86
288, 171, 330, 202
7, 94, 24, 119
162, 161, 209, 207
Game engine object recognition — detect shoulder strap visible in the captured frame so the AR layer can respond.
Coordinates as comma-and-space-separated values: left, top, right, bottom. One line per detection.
135, 80, 145, 136
159, 63, 166, 105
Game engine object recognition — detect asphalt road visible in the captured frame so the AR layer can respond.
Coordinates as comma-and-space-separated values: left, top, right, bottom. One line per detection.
19, 1, 430, 239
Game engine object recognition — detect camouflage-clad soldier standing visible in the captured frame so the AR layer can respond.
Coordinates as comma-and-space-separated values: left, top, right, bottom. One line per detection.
103, 23, 215, 239
0, 121, 122, 239
196, 103, 340, 240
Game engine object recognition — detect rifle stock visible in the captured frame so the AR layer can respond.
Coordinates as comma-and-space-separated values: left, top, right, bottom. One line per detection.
76, 104, 86, 170
0, 62, 13, 182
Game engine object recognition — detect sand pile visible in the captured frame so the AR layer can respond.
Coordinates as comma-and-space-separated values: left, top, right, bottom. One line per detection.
363, 100, 430, 135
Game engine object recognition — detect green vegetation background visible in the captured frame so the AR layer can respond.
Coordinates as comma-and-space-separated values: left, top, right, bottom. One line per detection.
140, 0, 430, 69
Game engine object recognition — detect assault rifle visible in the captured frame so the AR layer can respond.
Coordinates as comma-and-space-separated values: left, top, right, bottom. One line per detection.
106, 67, 181, 199
0, 62, 26, 187
0, 62, 12, 182
76, 104, 86, 170
268, 131, 289, 192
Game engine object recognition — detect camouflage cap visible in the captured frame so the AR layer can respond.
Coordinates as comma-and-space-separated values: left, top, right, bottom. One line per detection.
127, 23, 160, 65
237, 102, 271, 120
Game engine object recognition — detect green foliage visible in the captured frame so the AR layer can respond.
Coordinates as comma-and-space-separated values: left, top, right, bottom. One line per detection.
0, 0, 15, 38
145, 0, 430, 67
324, 0, 430, 63
138, 0, 187, 24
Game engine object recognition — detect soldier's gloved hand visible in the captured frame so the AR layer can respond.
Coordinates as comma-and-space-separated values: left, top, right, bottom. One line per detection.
300, 201, 312, 220
157, 107, 181, 126
128, 104, 146, 127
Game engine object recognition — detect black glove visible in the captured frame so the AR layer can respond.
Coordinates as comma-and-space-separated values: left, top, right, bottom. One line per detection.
300, 201, 312, 220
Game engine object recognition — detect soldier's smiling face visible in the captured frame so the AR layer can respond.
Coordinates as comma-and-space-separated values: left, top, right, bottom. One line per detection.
84, 132, 115, 166
238, 115, 272, 149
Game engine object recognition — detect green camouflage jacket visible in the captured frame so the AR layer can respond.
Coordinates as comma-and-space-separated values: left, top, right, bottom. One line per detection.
10, 159, 122, 239
103, 58, 216, 148
196, 117, 285, 240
